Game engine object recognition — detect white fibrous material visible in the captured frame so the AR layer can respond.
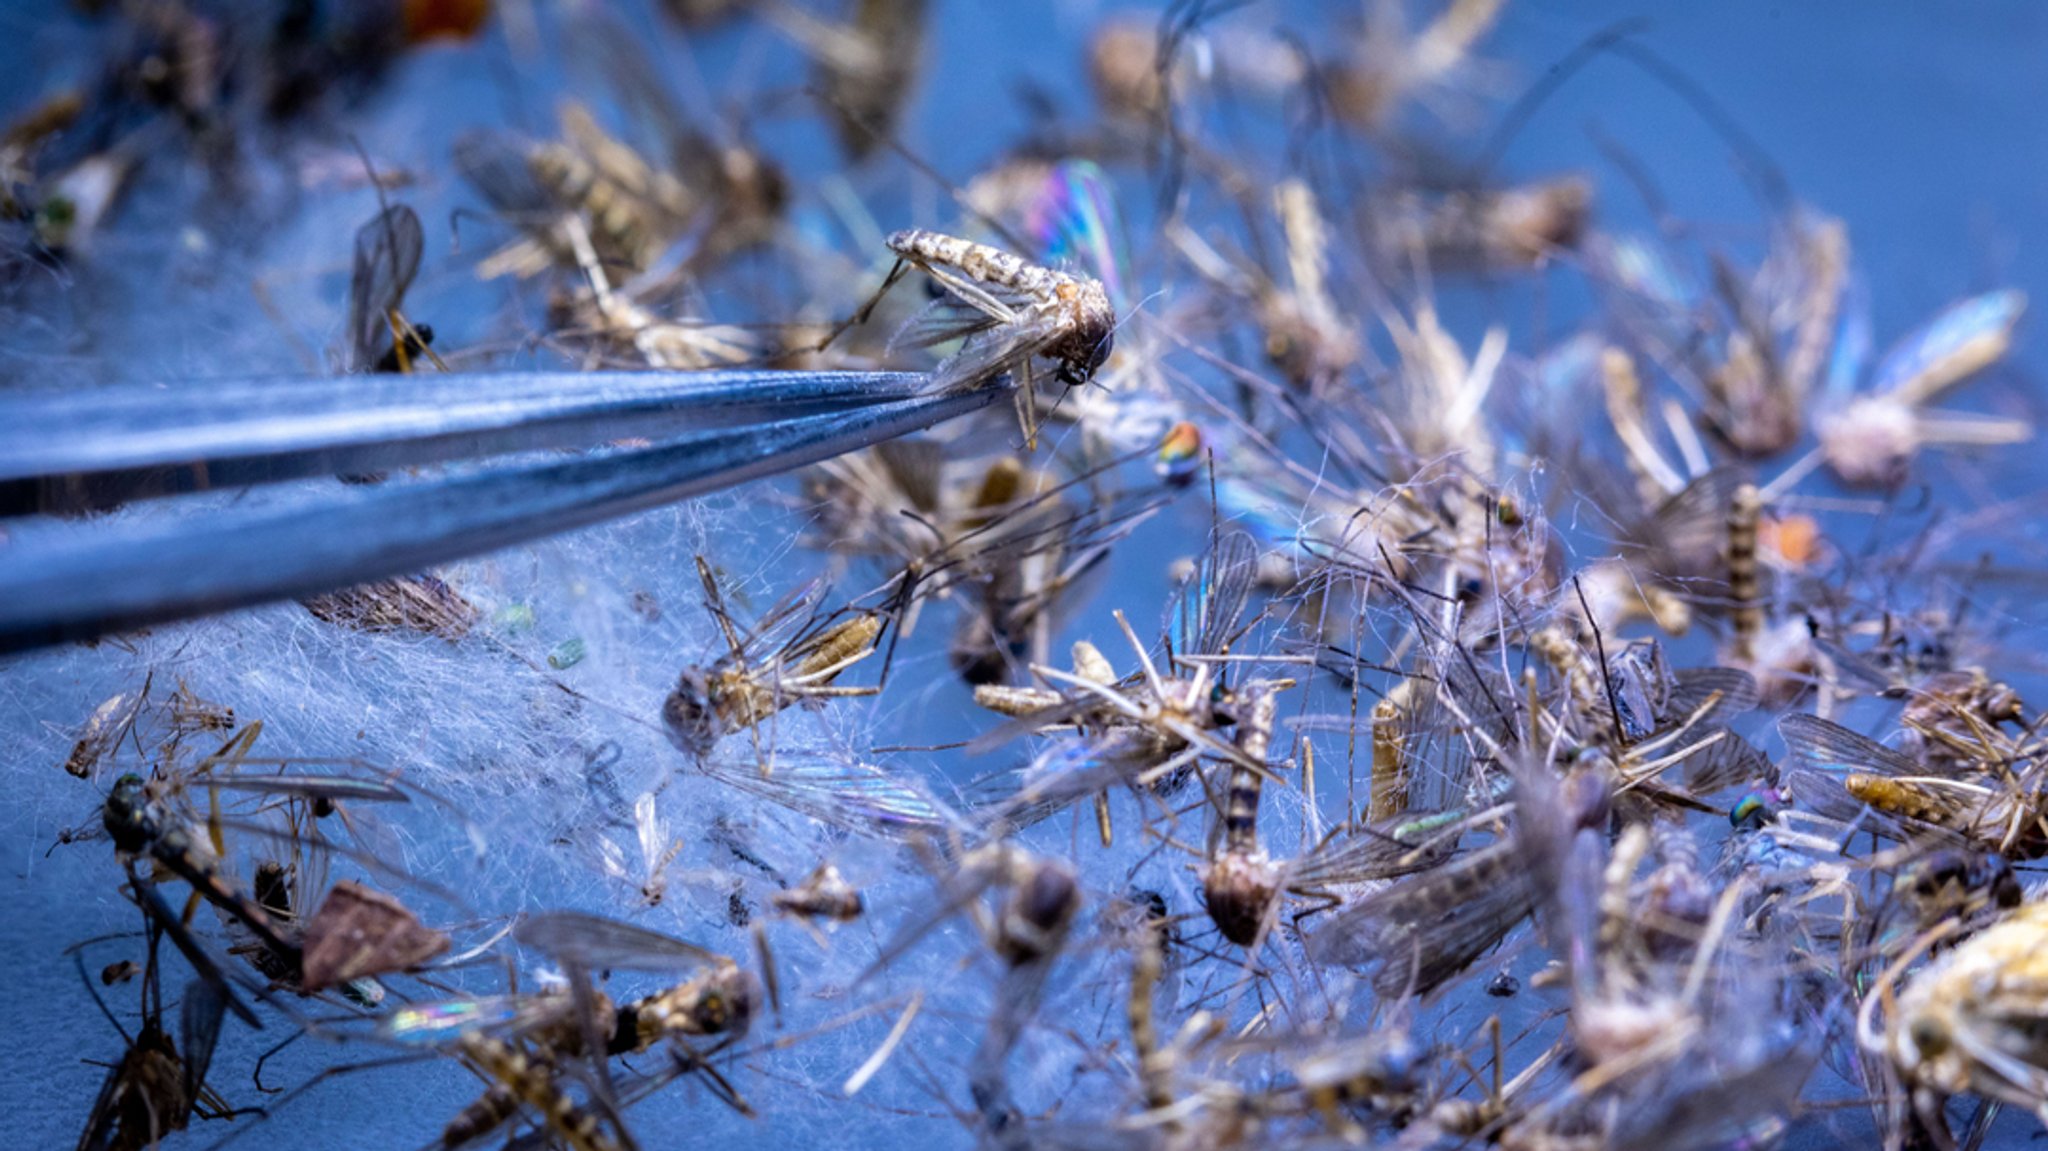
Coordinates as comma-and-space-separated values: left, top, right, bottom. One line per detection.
10, 5, 2048, 1151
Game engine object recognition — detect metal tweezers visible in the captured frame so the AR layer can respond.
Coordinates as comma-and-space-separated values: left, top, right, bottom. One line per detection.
0, 369, 999, 654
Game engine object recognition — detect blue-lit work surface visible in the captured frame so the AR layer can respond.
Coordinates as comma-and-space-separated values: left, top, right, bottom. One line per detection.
5, 4, 2048, 1151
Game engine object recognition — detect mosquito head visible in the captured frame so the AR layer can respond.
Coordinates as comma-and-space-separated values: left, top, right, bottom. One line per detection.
689, 963, 764, 1039
1055, 278, 1117, 387
1727, 788, 1779, 831
102, 773, 153, 852
661, 668, 723, 756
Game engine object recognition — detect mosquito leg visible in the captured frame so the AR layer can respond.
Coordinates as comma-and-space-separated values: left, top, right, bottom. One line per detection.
812, 257, 911, 354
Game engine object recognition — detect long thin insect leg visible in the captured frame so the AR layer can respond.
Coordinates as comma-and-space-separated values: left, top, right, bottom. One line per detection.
812, 257, 913, 353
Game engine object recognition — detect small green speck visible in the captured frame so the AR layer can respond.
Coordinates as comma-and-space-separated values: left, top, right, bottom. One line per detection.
548, 637, 587, 669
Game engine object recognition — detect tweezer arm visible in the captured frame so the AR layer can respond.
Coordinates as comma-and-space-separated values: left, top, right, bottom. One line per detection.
0, 370, 930, 511
0, 385, 997, 654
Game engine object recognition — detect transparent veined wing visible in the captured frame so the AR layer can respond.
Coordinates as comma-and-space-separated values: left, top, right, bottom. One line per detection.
180, 976, 228, 1109
345, 204, 424, 374
1164, 529, 1258, 665
700, 751, 963, 842
514, 911, 726, 973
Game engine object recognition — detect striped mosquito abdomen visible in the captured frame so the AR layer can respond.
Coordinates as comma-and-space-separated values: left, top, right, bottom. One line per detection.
1203, 686, 1282, 947
1726, 482, 1761, 662
1844, 774, 1961, 827
459, 1036, 622, 1151
1368, 696, 1409, 822
1221, 688, 1279, 855
887, 228, 1063, 296
1127, 925, 1174, 1119
442, 1082, 522, 1149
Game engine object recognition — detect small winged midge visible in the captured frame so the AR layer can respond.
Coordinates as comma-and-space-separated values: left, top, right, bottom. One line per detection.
875, 227, 1118, 448
343, 203, 429, 375
661, 558, 881, 757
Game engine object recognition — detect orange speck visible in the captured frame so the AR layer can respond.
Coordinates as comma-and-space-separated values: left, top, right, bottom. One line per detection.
404, 0, 491, 44
1761, 513, 1822, 569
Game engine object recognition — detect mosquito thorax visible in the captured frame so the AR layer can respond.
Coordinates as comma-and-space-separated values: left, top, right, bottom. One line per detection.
102, 773, 154, 851
1051, 278, 1115, 382
1818, 396, 1918, 488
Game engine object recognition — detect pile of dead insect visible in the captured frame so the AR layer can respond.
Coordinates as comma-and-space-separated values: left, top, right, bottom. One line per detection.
10, 3, 2046, 1150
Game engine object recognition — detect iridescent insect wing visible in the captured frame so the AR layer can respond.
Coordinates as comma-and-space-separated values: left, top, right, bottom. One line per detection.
1025, 160, 1130, 309
1779, 713, 1921, 779
1286, 803, 1480, 889
380, 995, 568, 1048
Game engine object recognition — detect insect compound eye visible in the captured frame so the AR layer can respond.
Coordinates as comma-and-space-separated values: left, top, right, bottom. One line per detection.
1129, 887, 1169, 923
1908, 1017, 1950, 1059
659, 679, 719, 755
1086, 330, 1114, 374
